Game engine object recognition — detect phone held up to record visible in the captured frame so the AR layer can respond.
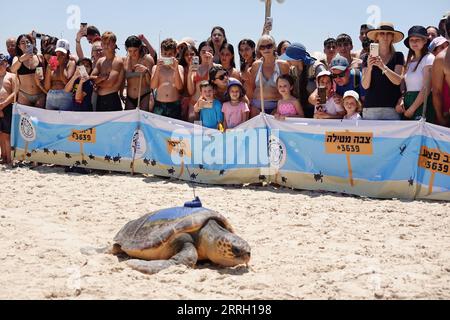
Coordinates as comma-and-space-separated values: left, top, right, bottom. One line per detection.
318, 86, 327, 105
370, 43, 379, 57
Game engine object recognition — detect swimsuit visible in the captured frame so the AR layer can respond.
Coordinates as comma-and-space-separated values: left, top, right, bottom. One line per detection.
96, 92, 123, 112
254, 62, 281, 113
125, 92, 152, 110
153, 100, 182, 120
278, 102, 298, 116
17, 58, 46, 105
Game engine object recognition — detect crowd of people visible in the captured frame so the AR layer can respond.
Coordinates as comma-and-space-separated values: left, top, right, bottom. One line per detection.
1, 13, 450, 166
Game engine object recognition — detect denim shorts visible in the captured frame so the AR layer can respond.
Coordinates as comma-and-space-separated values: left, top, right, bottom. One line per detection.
362, 107, 401, 121
45, 90, 73, 111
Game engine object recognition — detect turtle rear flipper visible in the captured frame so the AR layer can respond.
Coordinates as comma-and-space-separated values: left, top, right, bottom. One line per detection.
80, 244, 122, 256
126, 242, 198, 275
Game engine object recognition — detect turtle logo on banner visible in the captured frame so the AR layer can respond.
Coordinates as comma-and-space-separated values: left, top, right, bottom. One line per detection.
19, 115, 36, 142
131, 129, 147, 159
268, 134, 286, 170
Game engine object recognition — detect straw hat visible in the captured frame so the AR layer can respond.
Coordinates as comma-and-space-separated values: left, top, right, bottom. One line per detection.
367, 22, 404, 44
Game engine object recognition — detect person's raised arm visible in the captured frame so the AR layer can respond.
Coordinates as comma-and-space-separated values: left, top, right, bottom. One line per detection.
362, 57, 374, 90
75, 29, 85, 60
150, 64, 160, 90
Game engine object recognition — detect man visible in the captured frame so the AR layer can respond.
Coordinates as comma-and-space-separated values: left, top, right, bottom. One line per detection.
336, 34, 362, 70
76, 25, 101, 60
359, 24, 374, 60
308, 55, 365, 106
5, 38, 16, 66
322, 38, 337, 68
432, 16, 450, 127
150, 38, 184, 120
0, 54, 17, 165
91, 32, 125, 112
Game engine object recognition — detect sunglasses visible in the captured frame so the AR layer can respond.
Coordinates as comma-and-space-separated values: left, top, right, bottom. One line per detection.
215, 73, 228, 81
260, 43, 274, 50
332, 72, 347, 79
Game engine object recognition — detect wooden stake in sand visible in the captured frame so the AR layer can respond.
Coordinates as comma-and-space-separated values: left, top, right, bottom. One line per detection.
418, 146, 450, 195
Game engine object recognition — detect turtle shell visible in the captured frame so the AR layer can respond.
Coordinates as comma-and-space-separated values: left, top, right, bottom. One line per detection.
114, 206, 234, 252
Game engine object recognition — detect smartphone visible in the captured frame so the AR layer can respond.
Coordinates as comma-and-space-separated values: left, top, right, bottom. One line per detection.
26, 44, 34, 55
161, 57, 173, 66
265, 17, 273, 32
318, 86, 327, 105
79, 65, 89, 80
370, 43, 379, 57
192, 56, 200, 70
80, 23, 88, 36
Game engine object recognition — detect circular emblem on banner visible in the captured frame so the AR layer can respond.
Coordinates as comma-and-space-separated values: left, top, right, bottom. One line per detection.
268, 135, 286, 170
131, 129, 147, 159
19, 115, 36, 142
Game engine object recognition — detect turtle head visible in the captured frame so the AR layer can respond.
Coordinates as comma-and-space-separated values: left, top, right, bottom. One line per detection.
199, 220, 251, 267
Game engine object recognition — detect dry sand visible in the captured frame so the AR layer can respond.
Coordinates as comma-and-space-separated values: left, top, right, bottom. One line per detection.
1, 164, 450, 300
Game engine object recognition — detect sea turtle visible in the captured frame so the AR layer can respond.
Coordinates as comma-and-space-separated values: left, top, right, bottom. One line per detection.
110, 198, 251, 275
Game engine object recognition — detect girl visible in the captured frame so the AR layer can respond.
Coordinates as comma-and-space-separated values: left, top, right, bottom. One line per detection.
238, 39, 256, 88
396, 26, 435, 122
10, 34, 46, 108
222, 79, 250, 129
64, 58, 94, 112
219, 43, 240, 81
274, 74, 304, 120
178, 44, 199, 121
343, 90, 362, 120
123, 36, 154, 111
209, 65, 229, 102
209, 27, 227, 64
247, 35, 290, 118
313, 71, 345, 119
277, 40, 291, 57
187, 41, 218, 122
44, 39, 76, 111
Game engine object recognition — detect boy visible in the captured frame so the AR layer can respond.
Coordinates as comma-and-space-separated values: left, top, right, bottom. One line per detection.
194, 81, 223, 129
313, 71, 345, 119
151, 38, 184, 120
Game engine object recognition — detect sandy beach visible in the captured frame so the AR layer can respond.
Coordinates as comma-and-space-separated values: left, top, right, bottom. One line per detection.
1, 164, 449, 300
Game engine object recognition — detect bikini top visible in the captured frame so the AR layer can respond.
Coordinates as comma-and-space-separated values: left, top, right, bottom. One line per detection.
17, 58, 42, 76
255, 61, 280, 89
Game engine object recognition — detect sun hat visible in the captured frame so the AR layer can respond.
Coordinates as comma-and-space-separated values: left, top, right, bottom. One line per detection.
367, 22, 405, 43
429, 36, 449, 52
55, 39, 70, 54
279, 42, 316, 65
404, 26, 429, 49
330, 55, 349, 72
343, 90, 361, 106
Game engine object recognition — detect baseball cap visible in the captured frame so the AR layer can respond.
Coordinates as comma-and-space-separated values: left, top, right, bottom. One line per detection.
0, 53, 8, 63
316, 70, 332, 80
330, 55, 349, 71
55, 39, 70, 54
227, 78, 244, 90
280, 42, 316, 65
429, 36, 449, 52
343, 90, 361, 105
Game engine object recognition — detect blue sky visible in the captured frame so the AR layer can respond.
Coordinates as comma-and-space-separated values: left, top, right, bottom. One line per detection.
1, 0, 448, 58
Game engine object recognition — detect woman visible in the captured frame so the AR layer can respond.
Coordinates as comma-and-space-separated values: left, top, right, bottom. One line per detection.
238, 39, 256, 88
64, 58, 95, 112
209, 27, 227, 64
247, 35, 289, 117
209, 65, 229, 102
277, 40, 291, 57
396, 26, 435, 122
123, 36, 154, 111
10, 34, 46, 108
362, 22, 405, 120
219, 43, 240, 81
44, 39, 76, 111
178, 44, 199, 121
187, 41, 218, 122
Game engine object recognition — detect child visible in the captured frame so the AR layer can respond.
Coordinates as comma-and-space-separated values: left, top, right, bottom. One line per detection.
313, 70, 345, 119
64, 58, 94, 111
222, 79, 249, 129
274, 74, 304, 120
343, 90, 362, 120
194, 81, 224, 129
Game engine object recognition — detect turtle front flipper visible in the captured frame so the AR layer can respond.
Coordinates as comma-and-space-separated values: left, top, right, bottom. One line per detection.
126, 241, 198, 275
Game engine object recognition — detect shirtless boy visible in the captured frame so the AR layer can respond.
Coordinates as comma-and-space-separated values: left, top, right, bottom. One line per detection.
150, 38, 184, 120
91, 32, 125, 112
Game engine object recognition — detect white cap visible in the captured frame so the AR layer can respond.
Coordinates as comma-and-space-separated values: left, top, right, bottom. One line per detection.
343, 90, 361, 105
429, 36, 449, 52
316, 70, 332, 79
55, 39, 70, 54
